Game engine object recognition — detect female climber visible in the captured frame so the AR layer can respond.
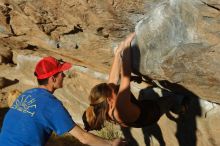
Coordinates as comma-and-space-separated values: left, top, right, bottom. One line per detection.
82, 33, 187, 131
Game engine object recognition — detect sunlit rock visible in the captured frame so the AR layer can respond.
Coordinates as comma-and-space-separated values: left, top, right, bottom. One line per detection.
132, 0, 220, 103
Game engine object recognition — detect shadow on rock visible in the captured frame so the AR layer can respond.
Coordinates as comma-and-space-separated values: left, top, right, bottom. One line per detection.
122, 78, 201, 146
0, 77, 19, 89
138, 86, 167, 146
159, 80, 202, 146
121, 126, 139, 146
142, 123, 166, 146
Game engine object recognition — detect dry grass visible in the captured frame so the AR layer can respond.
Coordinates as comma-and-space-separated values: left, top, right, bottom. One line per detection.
96, 122, 123, 140
46, 122, 123, 146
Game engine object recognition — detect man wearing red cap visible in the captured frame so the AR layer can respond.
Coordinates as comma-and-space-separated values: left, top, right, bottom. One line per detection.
0, 56, 124, 146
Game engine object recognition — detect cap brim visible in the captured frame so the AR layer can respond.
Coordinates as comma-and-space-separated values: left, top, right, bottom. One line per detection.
59, 62, 72, 72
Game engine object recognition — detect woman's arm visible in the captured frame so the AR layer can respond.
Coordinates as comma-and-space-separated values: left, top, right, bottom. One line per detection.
69, 125, 125, 146
108, 49, 122, 84
108, 33, 135, 84
116, 33, 135, 105
114, 33, 140, 123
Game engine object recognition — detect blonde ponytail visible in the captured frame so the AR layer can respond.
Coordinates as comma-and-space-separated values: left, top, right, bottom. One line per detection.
82, 83, 112, 131
86, 106, 96, 126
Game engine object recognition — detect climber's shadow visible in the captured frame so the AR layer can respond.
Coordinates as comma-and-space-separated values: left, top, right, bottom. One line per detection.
121, 85, 166, 146
159, 80, 202, 146
120, 126, 139, 146
122, 76, 201, 146
138, 86, 167, 146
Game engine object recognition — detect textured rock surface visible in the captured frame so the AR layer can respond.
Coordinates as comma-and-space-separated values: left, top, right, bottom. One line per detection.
132, 0, 220, 103
0, 0, 219, 146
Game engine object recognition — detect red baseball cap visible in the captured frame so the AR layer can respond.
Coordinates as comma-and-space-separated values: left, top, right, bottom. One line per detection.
34, 56, 72, 79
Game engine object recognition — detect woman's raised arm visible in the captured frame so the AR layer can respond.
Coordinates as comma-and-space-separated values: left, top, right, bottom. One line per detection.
108, 33, 136, 85
108, 48, 122, 84
114, 33, 140, 123
116, 33, 135, 105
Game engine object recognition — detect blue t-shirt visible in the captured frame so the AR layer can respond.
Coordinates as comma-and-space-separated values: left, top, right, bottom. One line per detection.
0, 88, 75, 146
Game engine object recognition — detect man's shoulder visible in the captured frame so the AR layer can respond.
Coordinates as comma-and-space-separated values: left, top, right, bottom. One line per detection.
24, 88, 51, 95
19, 88, 55, 102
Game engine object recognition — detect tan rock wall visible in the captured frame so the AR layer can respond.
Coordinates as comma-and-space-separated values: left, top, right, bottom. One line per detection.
0, 0, 219, 146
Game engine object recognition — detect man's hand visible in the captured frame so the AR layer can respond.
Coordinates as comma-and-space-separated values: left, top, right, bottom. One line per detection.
111, 138, 127, 146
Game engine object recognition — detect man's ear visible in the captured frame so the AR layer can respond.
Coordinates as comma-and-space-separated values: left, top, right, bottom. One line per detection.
52, 76, 56, 82
48, 76, 56, 83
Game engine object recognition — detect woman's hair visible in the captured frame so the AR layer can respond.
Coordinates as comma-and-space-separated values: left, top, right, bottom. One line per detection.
82, 83, 114, 131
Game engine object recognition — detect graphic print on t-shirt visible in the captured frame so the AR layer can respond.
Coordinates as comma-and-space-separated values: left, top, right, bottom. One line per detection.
11, 94, 37, 117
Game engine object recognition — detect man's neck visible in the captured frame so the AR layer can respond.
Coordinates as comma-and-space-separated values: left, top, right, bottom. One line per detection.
38, 85, 54, 93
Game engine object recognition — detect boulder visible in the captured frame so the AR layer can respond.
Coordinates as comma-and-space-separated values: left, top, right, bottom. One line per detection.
0, 0, 220, 146
132, 0, 220, 103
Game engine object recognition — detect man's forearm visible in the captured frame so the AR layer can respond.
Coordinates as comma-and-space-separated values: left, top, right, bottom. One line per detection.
83, 132, 113, 146
69, 125, 114, 146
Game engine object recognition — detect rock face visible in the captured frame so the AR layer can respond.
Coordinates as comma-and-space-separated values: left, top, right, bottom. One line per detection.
0, 0, 144, 72
0, 0, 220, 146
0, 48, 13, 64
132, 0, 220, 103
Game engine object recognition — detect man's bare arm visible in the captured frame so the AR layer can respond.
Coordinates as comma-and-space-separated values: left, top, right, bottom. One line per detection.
69, 125, 125, 146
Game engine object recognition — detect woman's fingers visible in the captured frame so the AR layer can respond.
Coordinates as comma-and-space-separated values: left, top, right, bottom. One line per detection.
114, 32, 136, 57
115, 32, 136, 55
122, 32, 136, 49
125, 32, 136, 47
